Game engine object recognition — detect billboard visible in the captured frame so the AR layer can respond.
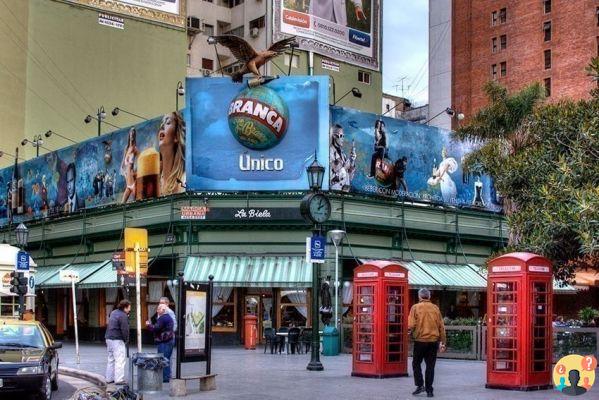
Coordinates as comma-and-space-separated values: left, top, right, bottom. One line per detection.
65, 0, 186, 27
330, 107, 503, 212
0, 111, 186, 227
273, 0, 380, 70
185, 76, 329, 191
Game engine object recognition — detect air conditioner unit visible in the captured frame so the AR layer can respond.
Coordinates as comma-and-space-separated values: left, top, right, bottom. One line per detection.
250, 27, 260, 38
187, 16, 204, 32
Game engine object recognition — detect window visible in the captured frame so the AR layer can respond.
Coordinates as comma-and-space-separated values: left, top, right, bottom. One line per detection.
358, 70, 371, 84
499, 8, 507, 24
204, 23, 214, 36
492, 37, 498, 53
544, 0, 551, 14
186, 53, 191, 67
597, 7, 599, 26
491, 11, 498, 26
228, 0, 244, 7
544, 78, 551, 97
213, 289, 237, 332
500, 61, 507, 77
279, 290, 308, 328
284, 53, 299, 68
491, 64, 498, 79
543, 21, 552, 41
202, 58, 214, 71
544, 49, 551, 69
500, 35, 507, 50
249, 16, 265, 30
225, 25, 244, 37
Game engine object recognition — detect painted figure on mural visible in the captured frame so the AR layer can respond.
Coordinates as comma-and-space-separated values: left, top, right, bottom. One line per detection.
120, 127, 139, 203
310, 0, 366, 26
367, 119, 388, 178
330, 124, 356, 192
394, 156, 409, 193
63, 162, 83, 213
158, 111, 186, 196
427, 147, 458, 203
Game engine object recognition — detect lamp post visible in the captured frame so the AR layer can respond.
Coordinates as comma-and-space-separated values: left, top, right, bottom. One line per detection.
332, 87, 362, 105
45, 130, 77, 144
176, 81, 185, 110
111, 107, 149, 121
425, 107, 465, 125
14, 223, 28, 319
328, 229, 345, 329
21, 135, 45, 157
84, 106, 107, 137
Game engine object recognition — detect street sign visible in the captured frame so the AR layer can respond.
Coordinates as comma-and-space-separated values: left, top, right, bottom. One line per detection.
112, 251, 125, 271
59, 269, 80, 283
15, 250, 29, 271
165, 233, 176, 244
307, 235, 326, 264
28, 275, 35, 291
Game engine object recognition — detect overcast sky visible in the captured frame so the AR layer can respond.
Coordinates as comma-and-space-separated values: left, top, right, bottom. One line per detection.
382, 1, 428, 106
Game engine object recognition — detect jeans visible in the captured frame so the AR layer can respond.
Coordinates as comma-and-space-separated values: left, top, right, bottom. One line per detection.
412, 341, 439, 393
157, 340, 175, 382
106, 339, 127, 383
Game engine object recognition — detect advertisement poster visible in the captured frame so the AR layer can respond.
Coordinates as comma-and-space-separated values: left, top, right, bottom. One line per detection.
0, 111, 186, 227
65, 0, 185, 27
330, 107, 503, 212
274, 0, 380, 70
185, 76, 329, 191
184, 288, 207, 358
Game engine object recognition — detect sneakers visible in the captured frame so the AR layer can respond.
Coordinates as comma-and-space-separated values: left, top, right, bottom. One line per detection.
412, 387, 425, 395
427, 393, 434, 398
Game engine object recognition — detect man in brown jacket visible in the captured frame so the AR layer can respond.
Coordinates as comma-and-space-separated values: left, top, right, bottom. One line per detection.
408, 288, 446, 398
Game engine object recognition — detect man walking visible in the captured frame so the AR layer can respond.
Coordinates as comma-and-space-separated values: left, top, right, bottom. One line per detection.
408, 289, 446, 398
105, 299, 131, 385
146, 304, 175, 383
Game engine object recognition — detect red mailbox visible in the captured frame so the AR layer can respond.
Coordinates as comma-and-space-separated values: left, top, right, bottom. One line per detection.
244, 314, 258, 350
352, 261, 409, 378
486, 252, 553, 390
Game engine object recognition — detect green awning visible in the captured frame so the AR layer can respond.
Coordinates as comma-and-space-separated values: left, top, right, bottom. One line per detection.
78, 261, 118, 289
414, 261, 488, 290
34, 264, 68, 286
397, 261, 441, 288
184, 256, 311, 288
38, 261, 110, 288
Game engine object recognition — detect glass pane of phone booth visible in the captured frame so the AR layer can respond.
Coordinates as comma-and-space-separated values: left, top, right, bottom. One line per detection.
491, 281, 518, 372
531, 281, 550, 372
386, 285, 404, 362
355, 285, 375, 362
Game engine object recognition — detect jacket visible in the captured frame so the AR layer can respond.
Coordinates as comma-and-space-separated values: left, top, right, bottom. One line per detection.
105, 309, 130, 343
148, 313, 174, 344
408, 299, 446, 343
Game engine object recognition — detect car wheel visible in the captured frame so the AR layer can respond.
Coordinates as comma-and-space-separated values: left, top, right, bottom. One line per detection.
38, 374, 52, 400
51, 369, 58, 391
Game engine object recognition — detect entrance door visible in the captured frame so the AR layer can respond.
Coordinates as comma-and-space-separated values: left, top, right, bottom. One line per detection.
490, 281, 518, 376
354, 284, 375, 363
384, 283, 405, 368
531, 281, 550, 374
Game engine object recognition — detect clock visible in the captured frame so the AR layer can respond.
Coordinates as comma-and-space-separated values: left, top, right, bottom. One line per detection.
300, 193, 331, 224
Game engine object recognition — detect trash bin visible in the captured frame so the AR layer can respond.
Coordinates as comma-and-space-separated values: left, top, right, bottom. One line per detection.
322, 325, 339, 356
132, 352, 169, 393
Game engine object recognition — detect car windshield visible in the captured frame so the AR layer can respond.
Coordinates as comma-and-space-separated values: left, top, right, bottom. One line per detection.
0, 324, 45, 348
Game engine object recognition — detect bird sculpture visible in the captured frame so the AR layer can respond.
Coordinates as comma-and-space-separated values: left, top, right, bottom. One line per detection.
211, 35, 297, 82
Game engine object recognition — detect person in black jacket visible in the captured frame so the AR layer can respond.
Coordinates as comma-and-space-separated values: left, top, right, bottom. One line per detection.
368, 119, 388, 178
146, 304, 175, 383
105, 300, 131, 385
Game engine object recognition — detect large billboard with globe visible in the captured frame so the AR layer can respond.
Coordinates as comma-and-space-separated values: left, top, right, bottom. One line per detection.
185, 76, 330, 191
329, 107, 503, 212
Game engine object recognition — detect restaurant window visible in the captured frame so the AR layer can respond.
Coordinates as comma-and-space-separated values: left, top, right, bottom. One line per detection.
284, 53, 299, 68
544, 49, 551, 69
491, 63, 498, 80
543, 21, 552, 42
358, 70, 371, 84
499, 8, 507, 24
544, 77, 551, 97
500, 34, 507, 50
203, 23, 214, 37
202, 58, 214, 71
492, 37, 498, 53
500, 61, 507, 77
279, 289, 308, 328
0, 296, 17, 317
213, 288, 236, 332
544, 0, 551, 14
491, 11, 498, 26
249, 16, 265, 30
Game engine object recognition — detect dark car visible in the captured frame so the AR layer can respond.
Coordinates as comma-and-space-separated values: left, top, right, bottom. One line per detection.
0, 319, 62, 400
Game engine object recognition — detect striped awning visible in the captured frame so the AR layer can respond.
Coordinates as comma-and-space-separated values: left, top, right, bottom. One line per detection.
77, 261, 118, 289
38, 261, 110, 288
34, 264, 68, 287
414, 261, 488, 290
184, 256, 312, 288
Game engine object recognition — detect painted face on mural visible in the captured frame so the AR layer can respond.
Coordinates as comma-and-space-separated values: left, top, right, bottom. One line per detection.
66, 164, 76, 200
158, 113, 178, 150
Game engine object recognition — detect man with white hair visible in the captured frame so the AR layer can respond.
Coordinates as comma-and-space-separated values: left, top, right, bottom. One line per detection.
159, 297, 177, 332
146, 303, 175, 383
408, 288, 446, 398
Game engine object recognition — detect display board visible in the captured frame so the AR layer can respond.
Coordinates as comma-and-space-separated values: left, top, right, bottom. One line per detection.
329, 107, 503, 212
273, 0, 380, 70
180, 282, 211, 362
185, 76, 330, 191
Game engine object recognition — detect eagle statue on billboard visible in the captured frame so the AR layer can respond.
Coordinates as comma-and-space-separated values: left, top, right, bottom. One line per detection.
210, 35, 297, 83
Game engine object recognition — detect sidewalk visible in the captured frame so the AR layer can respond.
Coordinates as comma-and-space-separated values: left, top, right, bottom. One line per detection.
59, 342, 593, 400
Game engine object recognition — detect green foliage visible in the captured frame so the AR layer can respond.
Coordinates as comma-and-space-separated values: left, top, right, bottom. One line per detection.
453, 58, 599, 280
578, 307, 599, 325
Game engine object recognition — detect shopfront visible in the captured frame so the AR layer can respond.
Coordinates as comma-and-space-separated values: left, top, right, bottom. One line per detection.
0, 243, 36, 318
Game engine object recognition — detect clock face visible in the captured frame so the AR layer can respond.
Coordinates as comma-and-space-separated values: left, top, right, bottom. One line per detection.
309, 194, 331, 223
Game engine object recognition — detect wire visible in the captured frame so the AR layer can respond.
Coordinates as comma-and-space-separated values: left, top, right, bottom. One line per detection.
341, 215, 361, 265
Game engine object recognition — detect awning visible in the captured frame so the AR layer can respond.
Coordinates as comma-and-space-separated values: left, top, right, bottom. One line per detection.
397, 261, 441, 288
184, 256, 311, 288
78, 261, 118, 289
38, 261, 110, 288
34, 264, 68, 286
413, 261, 488, 290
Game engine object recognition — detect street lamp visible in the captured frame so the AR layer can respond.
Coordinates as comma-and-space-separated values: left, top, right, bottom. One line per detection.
84, 106, 107, 136
21, 135, 47, 157
333, 87, 362, 105
45, 130, 77, 144
328, 229, 345, 329
176, 81, 185, 110
306, 155, 325, 192
425, 107, 465, 125
111, 107, 149, 121
15, 223, 28, 249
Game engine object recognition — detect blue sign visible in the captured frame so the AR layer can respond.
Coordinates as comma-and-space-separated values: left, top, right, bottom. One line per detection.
185, 76, 330, 191
15, 250, 29, 271
310, 235, 326, 263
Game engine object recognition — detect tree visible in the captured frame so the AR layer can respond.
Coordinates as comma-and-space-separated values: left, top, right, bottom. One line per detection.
453, 60, 599, 281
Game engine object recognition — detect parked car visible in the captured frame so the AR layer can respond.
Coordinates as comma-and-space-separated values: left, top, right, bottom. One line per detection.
0, 319, 62, 400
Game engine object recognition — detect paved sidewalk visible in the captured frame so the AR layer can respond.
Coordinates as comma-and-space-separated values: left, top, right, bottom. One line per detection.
58, 342, 595, 400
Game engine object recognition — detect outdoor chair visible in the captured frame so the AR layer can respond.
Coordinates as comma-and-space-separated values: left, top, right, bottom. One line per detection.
264, 327, 279, 354
299, 328, 312, 354
287, 327, 301, 354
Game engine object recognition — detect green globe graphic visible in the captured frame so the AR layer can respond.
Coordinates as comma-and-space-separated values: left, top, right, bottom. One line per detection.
228, 86, 289, 150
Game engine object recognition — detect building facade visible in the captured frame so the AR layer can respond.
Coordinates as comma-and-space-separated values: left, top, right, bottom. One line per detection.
429, 0, 599, 130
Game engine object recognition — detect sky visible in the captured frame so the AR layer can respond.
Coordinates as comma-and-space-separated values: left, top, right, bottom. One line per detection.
382, 1, 429, 106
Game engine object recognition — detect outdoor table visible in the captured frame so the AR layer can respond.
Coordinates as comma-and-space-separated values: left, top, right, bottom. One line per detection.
276, 332, 289, 354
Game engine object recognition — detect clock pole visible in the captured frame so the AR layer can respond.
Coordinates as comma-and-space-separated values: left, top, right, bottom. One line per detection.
307, 221, 324, 371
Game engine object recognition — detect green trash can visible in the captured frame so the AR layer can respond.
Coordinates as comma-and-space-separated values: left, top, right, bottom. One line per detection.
322, 325, 340, 356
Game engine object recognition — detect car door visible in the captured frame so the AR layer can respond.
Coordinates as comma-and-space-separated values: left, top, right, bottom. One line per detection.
39, 325, 58, 380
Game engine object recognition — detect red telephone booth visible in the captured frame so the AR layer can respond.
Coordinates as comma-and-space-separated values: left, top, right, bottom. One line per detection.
486, 252, 553, 390
352, 261, 409, 378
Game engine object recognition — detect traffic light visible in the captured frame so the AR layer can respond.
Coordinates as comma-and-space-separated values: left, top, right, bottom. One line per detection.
9, 271, 28, 295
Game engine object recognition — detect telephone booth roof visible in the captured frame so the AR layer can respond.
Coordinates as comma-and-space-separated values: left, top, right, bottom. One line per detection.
355, 260, 409, 278
488, 252, 552, 275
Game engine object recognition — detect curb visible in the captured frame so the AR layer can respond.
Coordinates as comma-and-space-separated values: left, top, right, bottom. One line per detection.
59, 366, 107, 397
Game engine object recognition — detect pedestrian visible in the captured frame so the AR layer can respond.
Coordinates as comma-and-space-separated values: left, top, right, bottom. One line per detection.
146, 304, 175, 383
408, 289, 446, 398
152, 297, 177, 332
105, 299, 131, 385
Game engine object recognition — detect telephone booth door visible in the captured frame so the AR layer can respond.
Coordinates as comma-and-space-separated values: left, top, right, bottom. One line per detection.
486, 252, 553, 391
382, 281, 408, 375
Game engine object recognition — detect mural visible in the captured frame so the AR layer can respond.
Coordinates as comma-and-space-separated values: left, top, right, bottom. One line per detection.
185, 76, 329, 191
0, 111, 186, 227
330, 107, 503, 212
